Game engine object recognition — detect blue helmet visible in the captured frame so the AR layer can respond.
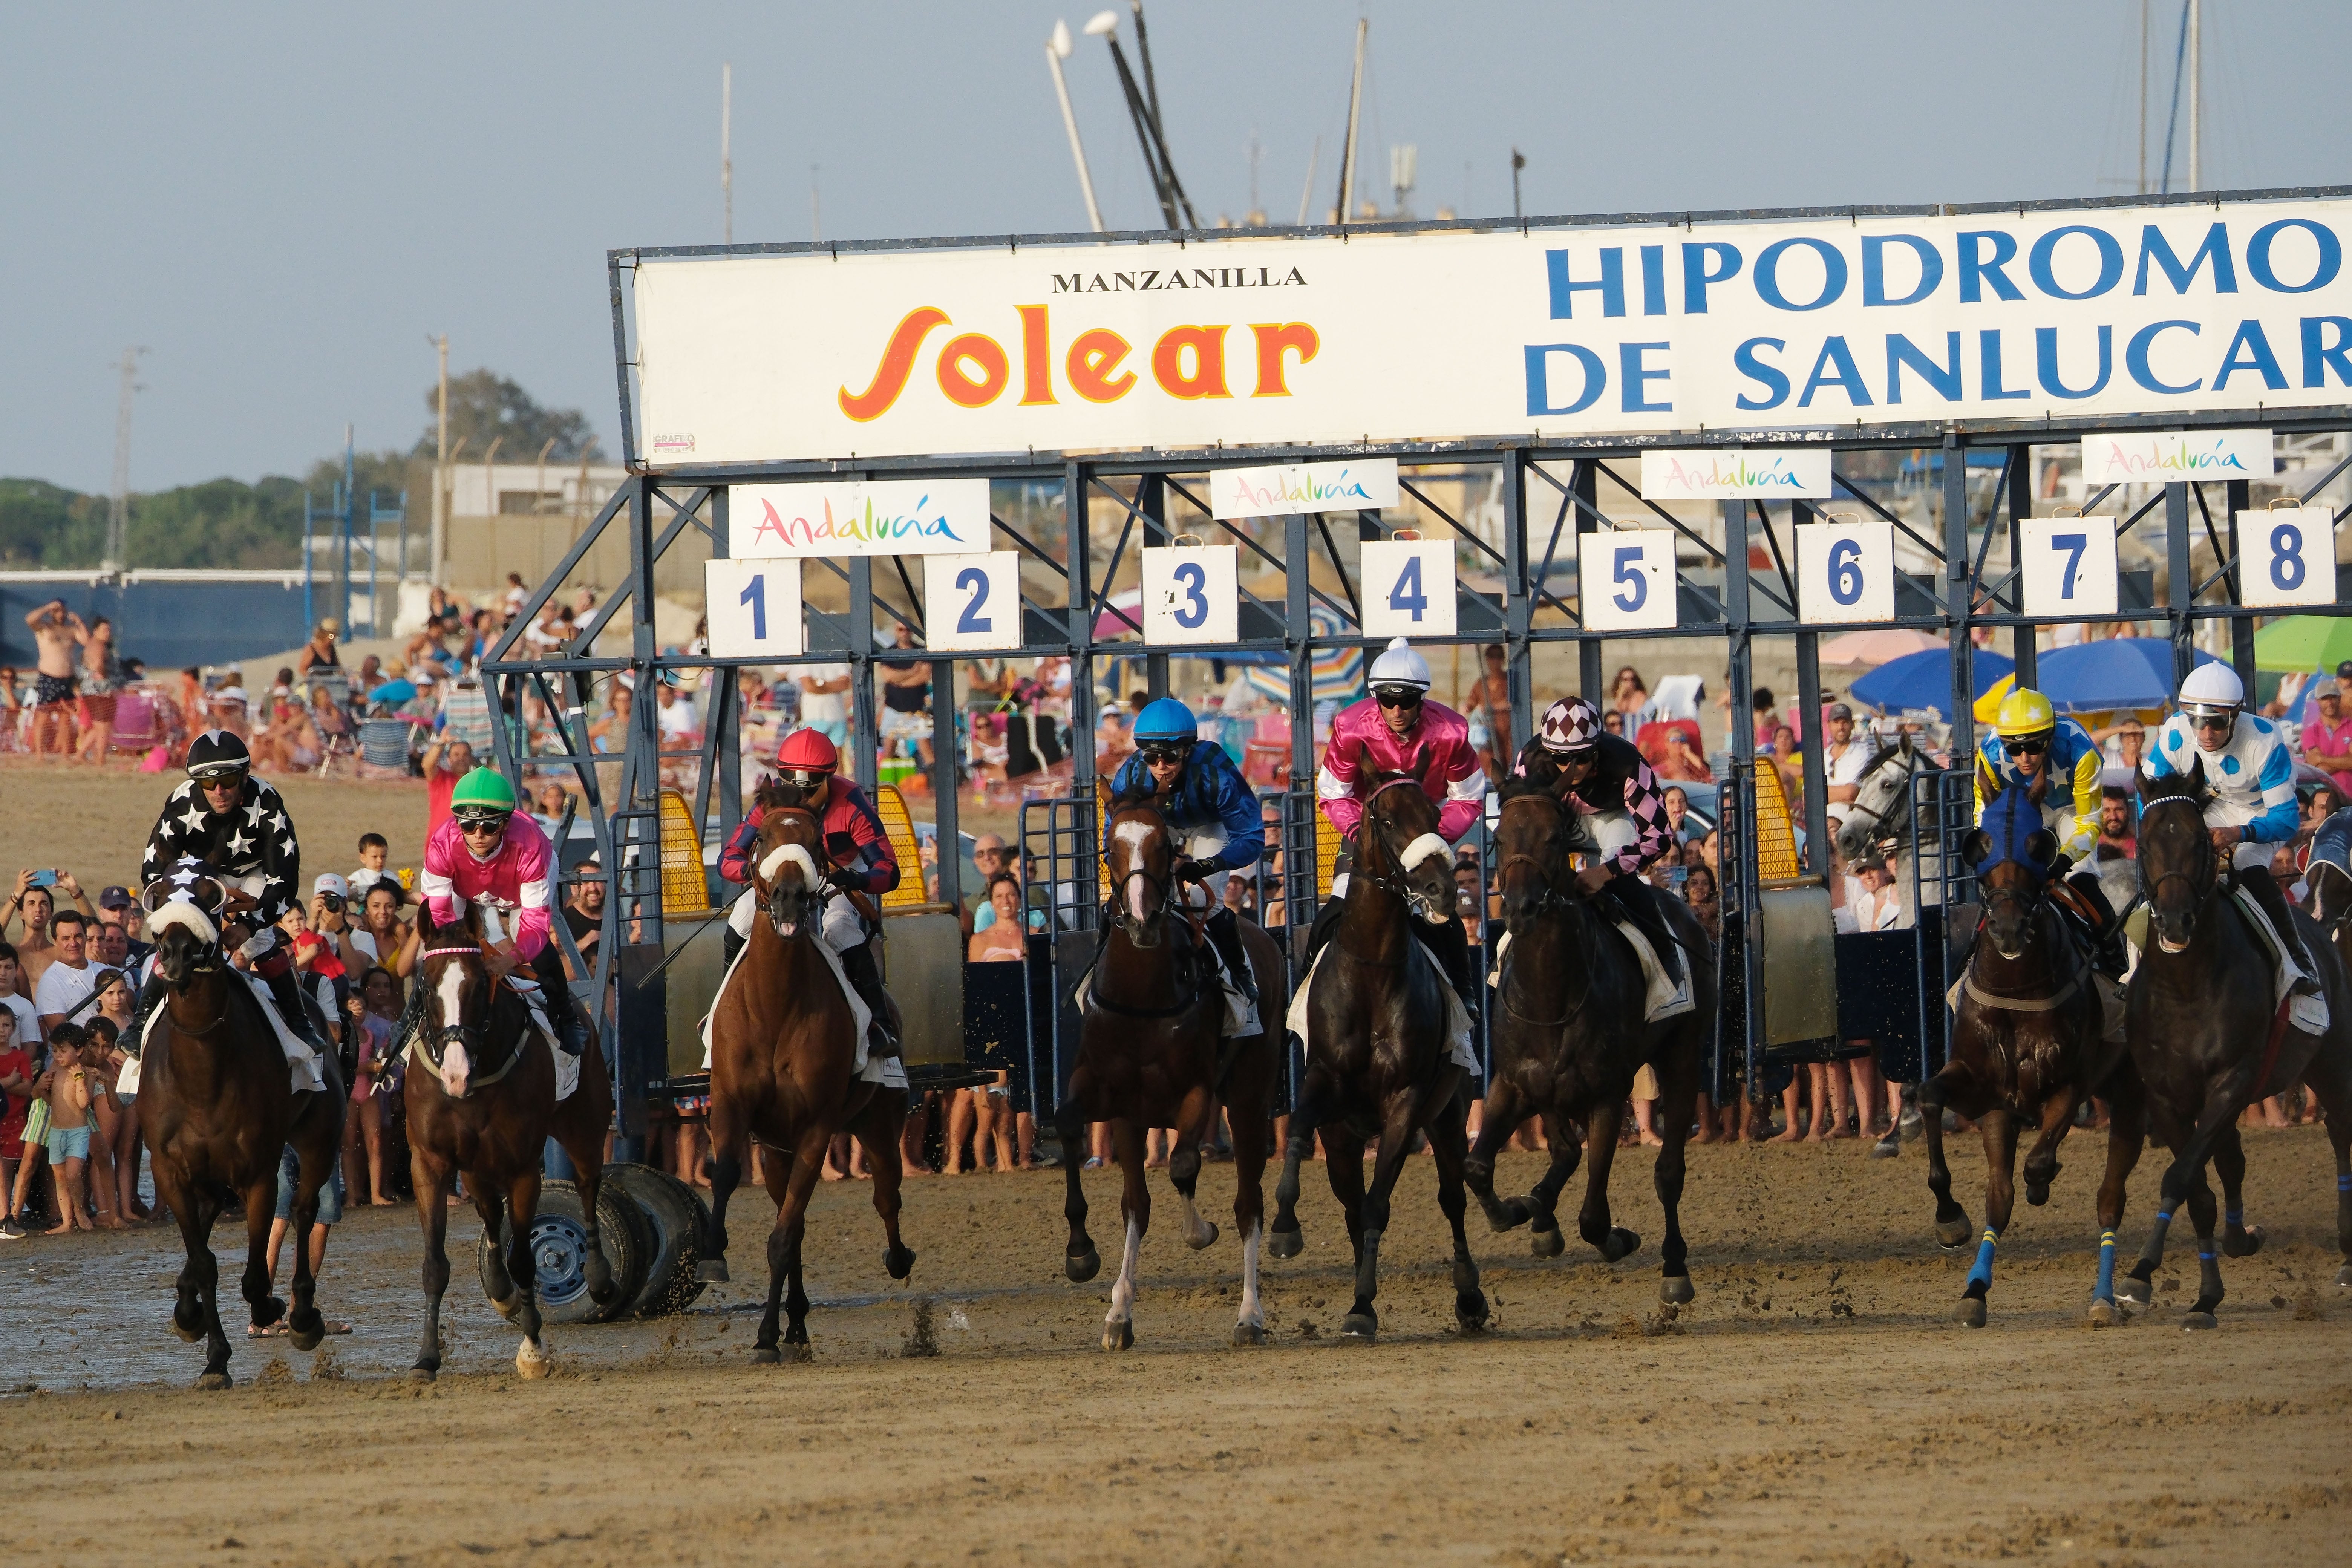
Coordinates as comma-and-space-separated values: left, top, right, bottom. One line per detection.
1132, 698, 1199, 747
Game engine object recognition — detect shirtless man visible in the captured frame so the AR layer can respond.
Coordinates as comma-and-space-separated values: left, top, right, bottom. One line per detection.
5, 872, 94, 996
23, 599, 83, 755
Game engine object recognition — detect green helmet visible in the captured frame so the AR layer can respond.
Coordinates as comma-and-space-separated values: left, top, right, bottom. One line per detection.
449, 766, 518, 823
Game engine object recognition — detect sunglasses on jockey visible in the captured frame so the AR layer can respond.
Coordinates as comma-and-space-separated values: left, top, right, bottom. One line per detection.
1372, 684, 1424, 710
2003, 732, 2053, 756
775, 764, 837, 792
452, 805, 512, 839
1137, 741, 1190, 766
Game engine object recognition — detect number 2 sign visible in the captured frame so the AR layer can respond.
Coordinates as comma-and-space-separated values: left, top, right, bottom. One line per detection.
1795, 516, 1894, 625
1359, 538, 1457, 639
704, 557, 805, 658
2018, 517, 2119, 617
1141, 543, 1239, 645
1577, 530, 1678, 632
2239, 504, 2339, 609
923, 551, 1024, 651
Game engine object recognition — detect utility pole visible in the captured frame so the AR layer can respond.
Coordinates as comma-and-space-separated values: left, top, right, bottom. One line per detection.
1511, 148, 1525, 222
2137, 0, 2149, 194
1296, 133, 1320, 226
104, 346, 145, 573
429, 333, 449, 588
1045, 20, 1105, 231
811, 164, 822, 242
1335, 17, 1366, 227
2186, 0, 2201, 191
721, 62, 733, 245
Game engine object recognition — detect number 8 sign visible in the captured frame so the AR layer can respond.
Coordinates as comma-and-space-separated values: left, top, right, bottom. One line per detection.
704, 558, 806, 658
2239, 504, 2338, 608
1359, 538, 1457, 639
1577, 530, 1678, 632
1795, 516, 1894, 625
1141, 544, 1239, 644
923, 551, 1024, 651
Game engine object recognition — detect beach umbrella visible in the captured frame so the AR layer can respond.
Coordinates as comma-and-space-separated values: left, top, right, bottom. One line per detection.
1091, 589, 1144, 641
366, 678, 417, 707
1237, 606, 1364, 709
1818, 628, 1942, 666
2036, 637, 2212, 714
1849, 647, 2013, 717
2252, 614, 2352, 673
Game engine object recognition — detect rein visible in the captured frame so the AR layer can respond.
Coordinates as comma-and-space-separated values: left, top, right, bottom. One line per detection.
1493, 793, 1597, 1028
1087, 808, 1209, 1019
409, 940, 532, 1094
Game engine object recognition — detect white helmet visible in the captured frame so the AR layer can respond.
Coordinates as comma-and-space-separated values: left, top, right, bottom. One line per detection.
2178, 661, 2244, 718
1367, 637, 1432, 692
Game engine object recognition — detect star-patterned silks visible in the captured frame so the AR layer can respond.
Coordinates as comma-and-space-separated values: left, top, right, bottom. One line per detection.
141, 773, 301, 921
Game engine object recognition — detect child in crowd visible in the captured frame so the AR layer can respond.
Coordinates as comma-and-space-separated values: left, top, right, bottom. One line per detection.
0, 1006, 33, 1233
37, 1026, 95, 1234
351, 831, 391, 895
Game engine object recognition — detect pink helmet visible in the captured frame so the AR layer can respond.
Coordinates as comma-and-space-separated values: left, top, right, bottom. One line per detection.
1539, 696, 1603, 753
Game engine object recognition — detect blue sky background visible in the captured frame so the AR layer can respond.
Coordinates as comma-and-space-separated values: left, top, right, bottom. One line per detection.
4, 0, 2344, 491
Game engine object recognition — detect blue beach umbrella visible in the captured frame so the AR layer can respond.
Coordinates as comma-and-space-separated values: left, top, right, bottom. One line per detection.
2035, 637, 2213, 715
1850, 648, 2013, 717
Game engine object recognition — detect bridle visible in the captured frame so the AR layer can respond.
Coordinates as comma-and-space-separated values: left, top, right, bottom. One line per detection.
2136, 793, 2219, 925
1493, 790, 1593, 1027
411, 937, 526, 1092
1839, 745, 1918, 854
1346, 776, 1448, 923
753, 803, 830, 936
1089, 804, 1207, 1018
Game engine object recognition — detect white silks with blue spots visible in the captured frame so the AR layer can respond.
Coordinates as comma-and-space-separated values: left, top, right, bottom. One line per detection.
2144, 711, 2298, 869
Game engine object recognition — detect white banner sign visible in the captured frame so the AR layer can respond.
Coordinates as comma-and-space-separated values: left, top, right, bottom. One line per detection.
1207, 458, 1400, 519
1359, 539, 1457, 638
2078, 428, 2271, 488
923, 551, 1024, 651
633, 195, 2352, 466
2239, 505, 2339, 608
2018, 517, 2120, 617
1140, 544, 1239, 643
728, 478, 992, 560
1638, 448, 1832, 499
1795, 518, 1895, 625
704, 559, 804, 658
1578, 530, 1679, 631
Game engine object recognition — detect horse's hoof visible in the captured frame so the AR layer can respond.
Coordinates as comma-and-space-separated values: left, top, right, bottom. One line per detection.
195, 1372, 233, 1392
2087, 1297, 2120, 1328
1232, 1320, 1267, 1348
2181, 1310, 2218, 1331
1530, 1225, 1566, 1260
1954, 1296, 1987, 1329
1456, 1294, 1490, 1336
288, 1326, 324, 1354
2025, 1181, 2050, 1207
885, 1245, 916, 1282
697, 1257, 730, 1285
489, 1291, 521, 1323
1600, 1227, 1642, 1263
171, 1318, 202, 1345
1661, 1274, 1695, 1306
408, 1364, 438, 1383
1066, 1248, 1101, 1283
752, 1345, 782, 1365
1935, 1217, 1973, 1251
1340, 1312, 1378, 1341
2223, 1225, 2265, 1258
1266, 1226, 1304, 1260
1868, 1135, 1902, 1160
1187, 1220, 1219, 1251
2335, 1263, 2352, 1289
515, 1346, 550, 1380
255, 1295, 286, 1329
2115, 1276, 2153, 1308
1102, 1319, 1133, 1352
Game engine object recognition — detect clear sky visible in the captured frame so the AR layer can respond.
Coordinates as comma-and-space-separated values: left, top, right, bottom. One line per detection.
5, 0, 2345, 494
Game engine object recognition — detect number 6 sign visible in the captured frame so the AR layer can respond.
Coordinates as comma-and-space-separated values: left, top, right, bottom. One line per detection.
704, 558, 805, 658
1141, 543, 1239, 644
1795, 516, 1894, 625
923, 551, 1024, 651
2240, 504, 2338, 609
1359, 537, 1457, 639
1577, 530, 1678, 632
2018, 517, 2118, 617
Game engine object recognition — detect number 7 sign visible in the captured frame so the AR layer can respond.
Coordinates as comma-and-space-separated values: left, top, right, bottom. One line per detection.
1577, 530, 1678, 632
2019, 518, 2118, 617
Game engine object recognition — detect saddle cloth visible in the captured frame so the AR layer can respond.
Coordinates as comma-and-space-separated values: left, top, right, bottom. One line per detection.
120, 974, 326, 1097
1286, 939, 1480, 1074
2226, 884, 2332, 1036
698, 931, 905, 1090
1485, 919, 1695, 1025
1075, 933, 1260, 1038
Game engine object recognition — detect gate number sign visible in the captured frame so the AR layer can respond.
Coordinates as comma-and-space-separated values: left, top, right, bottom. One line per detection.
1577, 530, 1678, 632
2018, 518, 2120, 618
1141, 543, 1239, 645
705, 557, 806, 658
2239, 506, 2338, 609
1794, 518, 1894, 625
923, 551, 1025, 651
1358, 538, 1457, 639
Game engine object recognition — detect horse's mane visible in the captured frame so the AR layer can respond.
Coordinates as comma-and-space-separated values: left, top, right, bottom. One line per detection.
1854, 738, 1913, 782
751, 778, 807, 816
1109, 780, 1159, 812
2139, 768, 2213, 809
1496, 774, 1555, 805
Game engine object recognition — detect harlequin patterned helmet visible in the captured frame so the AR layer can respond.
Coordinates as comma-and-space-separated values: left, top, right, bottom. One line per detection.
1539, 696, 1603, 754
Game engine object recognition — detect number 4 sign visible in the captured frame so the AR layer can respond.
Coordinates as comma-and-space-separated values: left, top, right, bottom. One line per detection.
923, 551, 1025, 651
1141, 543, 1239, 644
2019, 518, 2119, 617
704, 558, 805, 658
1795, 516, 1894, 625
1359, 538, 1457, 638
1577, 530, 1678, 632
2239, 504, 2339, 609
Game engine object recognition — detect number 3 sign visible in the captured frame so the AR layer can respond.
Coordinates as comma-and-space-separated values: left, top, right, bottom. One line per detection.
923, 551, 1024, 651
2239, 504, 2338, 609
1141, 543, 1239, 644
1359, 538, 1457, 639
1795, 516, 1894, 625
704, 558, 805, 657
1577, 530, 1678, 632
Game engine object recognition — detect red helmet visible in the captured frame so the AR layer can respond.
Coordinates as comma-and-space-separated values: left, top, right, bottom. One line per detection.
775, 726, 840, 785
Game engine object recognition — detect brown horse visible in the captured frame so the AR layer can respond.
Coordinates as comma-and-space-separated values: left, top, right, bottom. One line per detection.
1920, 786, 2145, 1328
136, 876, 343, 1389
1057, 795, 1287, 1348
699, 790, 914, 1362
403, 902, 618, 1380
1267, 776, 1486, 1342
1462, 784, 1718, 1305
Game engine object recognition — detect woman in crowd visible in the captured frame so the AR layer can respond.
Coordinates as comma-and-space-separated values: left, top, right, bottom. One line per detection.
341, 966, 399, 1205
92, 972, 147, 1219
339, 878, 415, 985
74, 614, 124, 766
1608, 665, 1649, 725
946, 877, 1026, 1173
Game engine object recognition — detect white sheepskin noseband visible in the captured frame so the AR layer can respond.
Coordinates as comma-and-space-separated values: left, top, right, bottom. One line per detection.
758, 842, 822, 888
1400, 832, 1452, 873
147, 900, 220, 946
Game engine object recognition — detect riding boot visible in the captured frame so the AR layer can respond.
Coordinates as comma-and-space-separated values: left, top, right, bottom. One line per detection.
1203, 905, 1257, 1004
2237, 865, 2321, 995
841, 940, 899, 1055
1603, 876, 1685, 988
259, 966, 331, 1053
1303, 890, 1347, 971
722, 926, 745, 971
533, 957, 588, 1057
123, 970, 169, 1056
1411, 908, 1481, 1014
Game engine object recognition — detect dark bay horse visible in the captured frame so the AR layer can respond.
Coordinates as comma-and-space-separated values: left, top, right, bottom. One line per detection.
1057, 794, 1286, 1349
404, 902, 618, 1380
1921, 786, 2145, 1328
136, 877, 343, 1388
1463, 784, 1718, 1304
700, 790, 914, 1362
2125, 764, 2352, 1322
1267, 776, 1485, 1342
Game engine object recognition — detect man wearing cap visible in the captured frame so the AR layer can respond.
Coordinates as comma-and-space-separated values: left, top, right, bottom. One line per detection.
1305, 638, 1487, 1006
1821, 702, 1879, 825
1103, 698, 1266, 1007
95, 886, 151, 972
1511, 695, 1684, 985
2299, 673, 2352, 799
417, 767, 590, 1054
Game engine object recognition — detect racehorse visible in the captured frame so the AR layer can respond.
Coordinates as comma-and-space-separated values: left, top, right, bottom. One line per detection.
1056, 793, 1286, 1349
1267, 776, 1487, 1342
2124, 764, 2352, 1320
136, 874, 343, 1388
1920, 786, 2146, 1328
698, 787, 915, 1362
1462, 782, 1718, 1304
403, 902, 618, 1380
1831, 733, 1949, 926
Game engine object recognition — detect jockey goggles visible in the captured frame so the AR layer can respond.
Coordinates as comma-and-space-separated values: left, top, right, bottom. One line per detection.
190, 761, 248, 785
2003, 732, 2052, 756
776, 765, 833, 790
452, 804, 512, 834
1372, 684, 1424, 709
1137, 740, 1189, 765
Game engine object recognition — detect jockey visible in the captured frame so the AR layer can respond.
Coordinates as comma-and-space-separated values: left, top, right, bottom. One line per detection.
1975, 689, 2101, 871
2144, 661, 2316, 991
1305, 637, 1486, 1006
1510, 696, 1684, 986
717, 727, 901, 1052
135, 728, 325, 1052
419, 768, 587, 1055
1104, 697, 1267, 1006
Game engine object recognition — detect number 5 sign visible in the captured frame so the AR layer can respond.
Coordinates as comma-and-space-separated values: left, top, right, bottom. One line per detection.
1141, 543, 1239, 644
2018, 517, 2118, 617
704, 558, 805, 657
1795, 516, 1894, 625
2240, 504, 2339, 608
1577, 530, 1678, 632
1359, 538, 1457, 639
923, 551, 1024, 651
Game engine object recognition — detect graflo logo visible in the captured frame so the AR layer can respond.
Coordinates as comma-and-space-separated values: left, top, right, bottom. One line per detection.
1657, 453, 1811, 494
749, 494, 969, 550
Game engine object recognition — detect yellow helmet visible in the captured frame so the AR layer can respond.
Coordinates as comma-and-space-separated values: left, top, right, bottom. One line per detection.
1995, 688, 2056, 739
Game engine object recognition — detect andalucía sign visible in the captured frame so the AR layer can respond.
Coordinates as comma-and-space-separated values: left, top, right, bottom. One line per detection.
727, 478, 992, 560
626, 190, 2352, 468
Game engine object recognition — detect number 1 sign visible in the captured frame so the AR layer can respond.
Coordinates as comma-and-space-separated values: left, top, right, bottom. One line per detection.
705, 558, 806, 658
1358, 538, 1457, 639
2239, 505, 2339, 609
1577, 530, 1678, 632
1141, 543, 1239, 645
923, 551, 1025, 651
1795, 517, 1894, 625
2018, 518, 2119, 618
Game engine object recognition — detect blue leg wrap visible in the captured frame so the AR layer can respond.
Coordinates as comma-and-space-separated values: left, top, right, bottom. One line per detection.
2337, 1173, 2350, 1194
2095, 1230, 2117, 1300
1966, 1228, 1998, 1290
2225, 1208, 2243, 1228
2198, 1250, 2217, 1265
